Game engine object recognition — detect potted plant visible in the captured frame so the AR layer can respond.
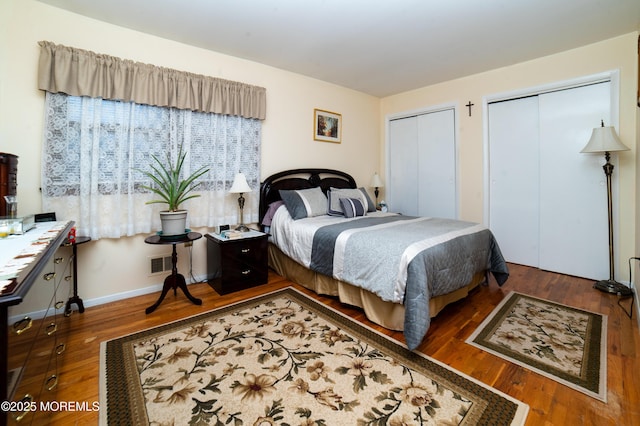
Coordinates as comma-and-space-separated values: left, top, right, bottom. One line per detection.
137, 145, 209, 236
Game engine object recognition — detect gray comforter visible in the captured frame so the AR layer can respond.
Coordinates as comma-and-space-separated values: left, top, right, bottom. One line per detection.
308, 215, 508, 350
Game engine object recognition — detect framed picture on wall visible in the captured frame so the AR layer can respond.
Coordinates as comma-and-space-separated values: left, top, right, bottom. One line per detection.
314, 109, 342, 143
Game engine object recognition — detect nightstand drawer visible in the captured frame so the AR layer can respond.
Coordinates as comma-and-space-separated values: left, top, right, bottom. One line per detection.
220, 239, 265, 264
206, 231, 268, 294
223, 261, 266, 284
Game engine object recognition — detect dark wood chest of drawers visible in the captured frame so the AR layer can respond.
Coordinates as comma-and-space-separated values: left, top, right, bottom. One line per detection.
205, 231, 268, 294
1, 221, 74, 425
7, 246, 73, 424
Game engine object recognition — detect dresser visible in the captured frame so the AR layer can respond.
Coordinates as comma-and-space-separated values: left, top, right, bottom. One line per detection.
205, 230, 268, 294
1, 221, 74, 425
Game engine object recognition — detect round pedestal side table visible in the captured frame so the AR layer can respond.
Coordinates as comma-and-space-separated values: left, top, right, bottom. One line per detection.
144, 231, 203, 314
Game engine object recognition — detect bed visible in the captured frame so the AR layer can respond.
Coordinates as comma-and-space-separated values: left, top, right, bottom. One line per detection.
259, 168, 508, 350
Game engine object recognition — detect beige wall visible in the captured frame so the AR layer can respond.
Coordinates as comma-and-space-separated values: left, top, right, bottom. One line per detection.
381, 32, 639, 285
1, 0, 380, 316
2, 0, 638, 317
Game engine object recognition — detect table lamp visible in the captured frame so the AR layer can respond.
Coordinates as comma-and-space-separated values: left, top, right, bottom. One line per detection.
229, 172, 252, 232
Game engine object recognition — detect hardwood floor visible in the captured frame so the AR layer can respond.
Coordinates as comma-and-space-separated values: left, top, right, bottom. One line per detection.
47, 263, 639, 425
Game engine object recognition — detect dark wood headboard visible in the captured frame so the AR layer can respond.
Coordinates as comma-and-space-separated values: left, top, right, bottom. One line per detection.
259, 168, 357, 226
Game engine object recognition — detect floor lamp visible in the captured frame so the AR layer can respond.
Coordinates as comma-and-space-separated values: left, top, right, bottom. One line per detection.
229, 172, 252, 232
580, 120, 631, 295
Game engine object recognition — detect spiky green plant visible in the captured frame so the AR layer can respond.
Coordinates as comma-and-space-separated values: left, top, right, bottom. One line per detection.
137, 145, 209, 212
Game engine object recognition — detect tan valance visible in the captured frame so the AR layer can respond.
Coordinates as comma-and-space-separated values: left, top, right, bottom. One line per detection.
37, 41, 266, 120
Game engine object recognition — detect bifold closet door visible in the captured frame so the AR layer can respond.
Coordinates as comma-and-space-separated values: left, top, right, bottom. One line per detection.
537, 83, 609, 279
488, 82, 610, 280
388, 109, 456, 218
417, 110, 456, 219
389, 116, 419, 215
488, 96, 540, 267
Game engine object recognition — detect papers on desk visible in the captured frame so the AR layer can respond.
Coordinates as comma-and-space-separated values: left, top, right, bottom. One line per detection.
0, 221, 72, 281
0, 279, 12, 293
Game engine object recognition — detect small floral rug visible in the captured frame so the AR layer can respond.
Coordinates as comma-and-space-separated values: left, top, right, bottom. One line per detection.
466, 291, 607, 402
100, 287, 528, 425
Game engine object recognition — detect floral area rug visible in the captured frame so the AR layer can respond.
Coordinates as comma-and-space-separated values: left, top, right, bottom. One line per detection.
466, 291, 607, 401
100, 287, 528, 425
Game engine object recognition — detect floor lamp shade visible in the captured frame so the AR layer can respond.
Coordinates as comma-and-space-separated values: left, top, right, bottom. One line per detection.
580, 121, 630, 295
581, 122, 629, 154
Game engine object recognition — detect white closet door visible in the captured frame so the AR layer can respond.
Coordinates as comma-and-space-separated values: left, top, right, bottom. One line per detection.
417, 109, 456, 219
488, 81, 610, 280
538, 82, 610, 279
488, 97, 540, 267
388, 108, 456, 218
388, 117, 418, 215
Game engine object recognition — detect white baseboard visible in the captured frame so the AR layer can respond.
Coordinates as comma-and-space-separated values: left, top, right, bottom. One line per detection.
80, 283, 165, 311
8, 274, 207, 324
79, 273, 209, 312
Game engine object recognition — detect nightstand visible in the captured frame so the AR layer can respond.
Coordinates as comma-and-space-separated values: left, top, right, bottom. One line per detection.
205, 230, 268, 294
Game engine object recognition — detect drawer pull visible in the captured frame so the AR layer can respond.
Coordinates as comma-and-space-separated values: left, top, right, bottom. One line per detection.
242, 269, 251, 275
56, 342, 66, 355
241, 248, 251, 253
12, 394, 34, 422
54, 257, 63, 264
43, 272, 56, 281
46, 322, 57, 336
65, 275, 72, 281
13, 317, 33, 335
46, 374, 58, 391
55, 300, 65, 310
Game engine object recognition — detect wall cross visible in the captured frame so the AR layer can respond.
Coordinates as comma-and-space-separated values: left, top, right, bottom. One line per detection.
466, 101, 474, 117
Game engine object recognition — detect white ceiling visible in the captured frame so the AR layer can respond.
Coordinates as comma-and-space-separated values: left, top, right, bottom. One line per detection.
37, 0, 640, 97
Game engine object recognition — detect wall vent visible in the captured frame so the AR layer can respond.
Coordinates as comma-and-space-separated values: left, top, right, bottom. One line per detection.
148, 255, 172, 275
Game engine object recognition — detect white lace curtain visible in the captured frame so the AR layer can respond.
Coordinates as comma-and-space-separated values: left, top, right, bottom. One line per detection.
41, 92, 261, 239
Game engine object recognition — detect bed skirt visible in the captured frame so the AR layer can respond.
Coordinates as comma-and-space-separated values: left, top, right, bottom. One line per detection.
268, 243, 485, 331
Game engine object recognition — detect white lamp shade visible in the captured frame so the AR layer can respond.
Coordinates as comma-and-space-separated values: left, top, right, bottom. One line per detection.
581, 125, 629, 154
229, 173, 252, 193
370, 173, 384, 188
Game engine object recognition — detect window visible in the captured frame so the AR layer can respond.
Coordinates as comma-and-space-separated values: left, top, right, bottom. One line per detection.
42, 92, 261, 239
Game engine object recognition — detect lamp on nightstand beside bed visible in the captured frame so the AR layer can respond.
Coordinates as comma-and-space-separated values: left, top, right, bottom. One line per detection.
370, 173, 384, 208
580, 120, 631, 296
229, 172, 252, 232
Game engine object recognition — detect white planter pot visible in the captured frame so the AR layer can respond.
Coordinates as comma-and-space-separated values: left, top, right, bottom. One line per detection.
159, 210, 188, 236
